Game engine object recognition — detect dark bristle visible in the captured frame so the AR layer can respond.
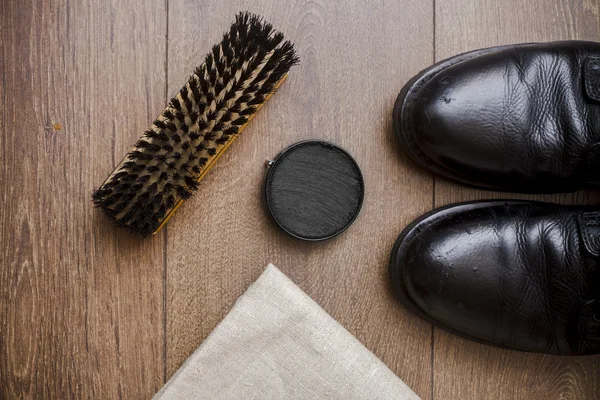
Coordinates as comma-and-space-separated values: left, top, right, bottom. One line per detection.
120, 161, 136, 171
159, 172, 169, 182
198, 120, 209, 130
248, 96, 266, 106
156, 205, 167, 220
92, 188, 111, 201
114, 183, 130, 192
222, 68, 232, 85
119, 209, 137, 225
206, 109, 218, 121
215, 62, 226, 81
137, 191, 151, 203
221, 112, 232, 123
232, 116, 248, 126
198, 71, 209, 94
214, 81, 225, 95
189, 79, 202, 102
144, 130, 159, 139
237, 94, 250, 104
239, 67, 253, 85
111, 202, 127, 213
129, 151, 153, 161
224, 127, 238, 136
132, 164, 146, 173
92, 11, 298, 236
155, 154, 168, 163
102, 180, 119, 189
215, 99, 227, 111
102, 193, 121, 207
184, 98, 193, 112
157, 171, 169, 182
136, 140, 161, 152
176, 185, 192, 200
184, 176, 200, 190
205, 55, 214, 75
121, 192, 136, 203
195, 143, 206, 152
170, 97, 182, 110
120, 174, 138, 183
113, 171, 128, 180
208, 67, 218, 87
229, 104, 242, 114
222, 42, 233, 64
165, 195, 176, 209
239, 106, 257, 116
223, 89, 237, 103
205, 91, 215, 105
152, 193, 162, 207
180, 86, 189, 100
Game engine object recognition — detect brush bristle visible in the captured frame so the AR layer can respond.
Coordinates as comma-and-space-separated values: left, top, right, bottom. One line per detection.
93, 12, 298, 236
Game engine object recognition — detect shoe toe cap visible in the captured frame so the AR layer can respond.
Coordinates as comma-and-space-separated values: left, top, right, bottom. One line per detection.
399, 216, 504, 338
393, 202, 595, 354
410, 65, 519, 177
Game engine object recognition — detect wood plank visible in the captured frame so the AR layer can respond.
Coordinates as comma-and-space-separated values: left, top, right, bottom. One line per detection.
0, 0, 167, 398
165, 1, 435, 398
433, 0, 600, 398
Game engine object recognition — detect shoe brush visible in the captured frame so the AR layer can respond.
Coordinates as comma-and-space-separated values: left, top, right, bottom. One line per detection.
93, 12, 298, 236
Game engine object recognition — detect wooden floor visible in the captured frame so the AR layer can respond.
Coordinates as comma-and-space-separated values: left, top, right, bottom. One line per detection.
1, 0, 600, 398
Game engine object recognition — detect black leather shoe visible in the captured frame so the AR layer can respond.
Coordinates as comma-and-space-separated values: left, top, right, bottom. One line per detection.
389, 201, 600, 355
394, 41, 600, 193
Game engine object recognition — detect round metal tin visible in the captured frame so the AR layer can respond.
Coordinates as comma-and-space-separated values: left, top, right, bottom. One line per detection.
264, 140, 364, 241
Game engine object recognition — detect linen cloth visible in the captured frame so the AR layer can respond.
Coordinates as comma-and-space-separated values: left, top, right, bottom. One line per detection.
154, 263, 419, 400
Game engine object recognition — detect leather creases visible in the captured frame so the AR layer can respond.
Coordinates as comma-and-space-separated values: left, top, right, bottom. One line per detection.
578, 212, 600, 256
584, 57, 600, 104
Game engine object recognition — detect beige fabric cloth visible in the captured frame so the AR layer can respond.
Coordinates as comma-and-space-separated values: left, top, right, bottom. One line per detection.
154, 264, 419, 400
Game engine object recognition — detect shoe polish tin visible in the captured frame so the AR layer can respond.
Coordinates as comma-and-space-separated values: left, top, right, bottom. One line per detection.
264, 140, 364, 241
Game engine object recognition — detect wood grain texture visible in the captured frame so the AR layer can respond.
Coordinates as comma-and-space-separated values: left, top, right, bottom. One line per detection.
0, 0, 167, 398
433, 0, 600, 398
2, 0, 600, 398
165, 1, 434, 398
